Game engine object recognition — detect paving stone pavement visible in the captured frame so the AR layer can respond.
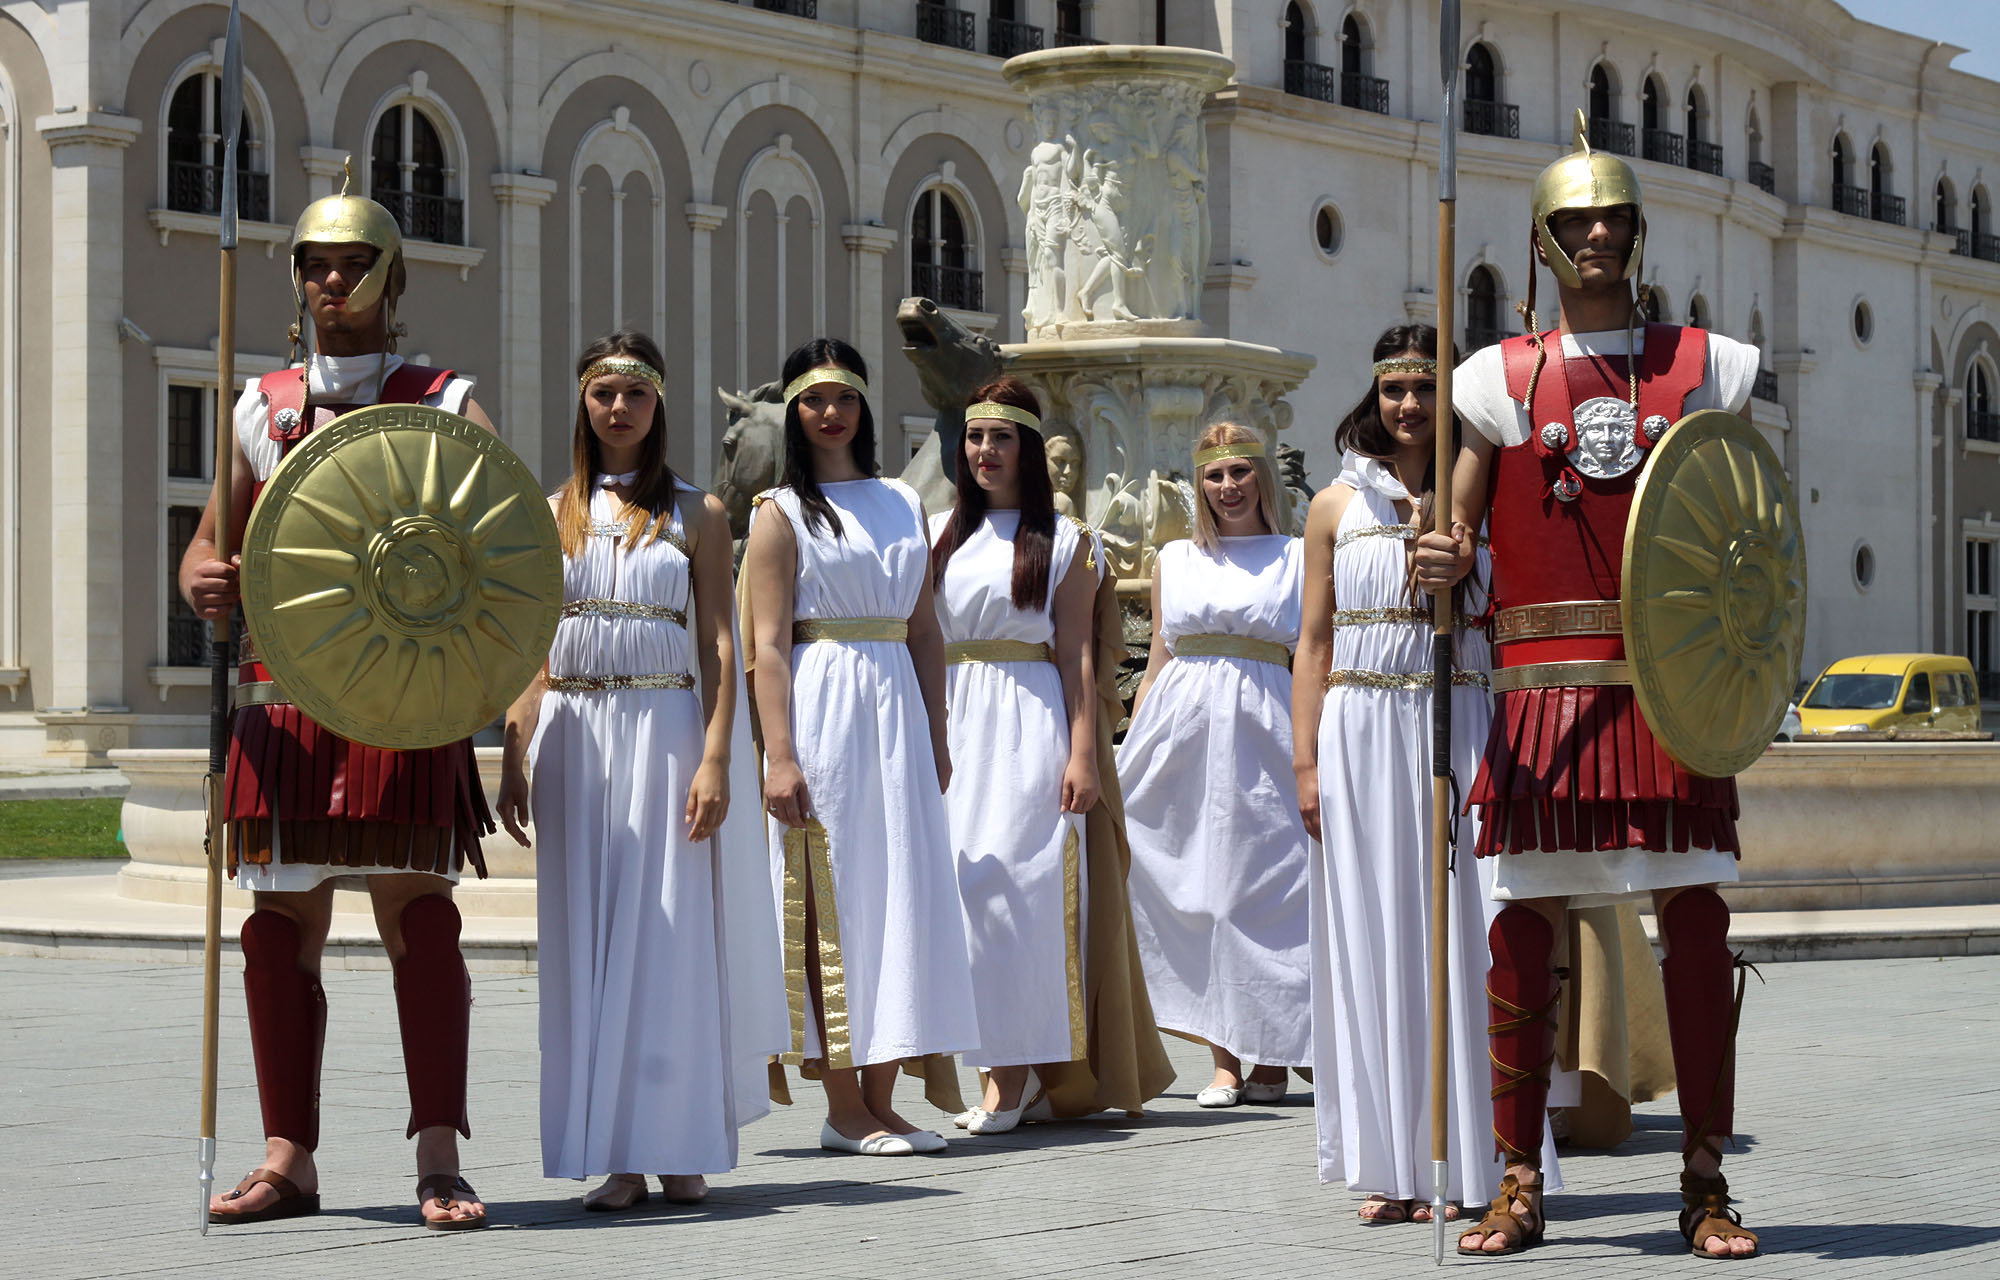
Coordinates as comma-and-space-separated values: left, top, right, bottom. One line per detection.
4, 951, 1998, 1280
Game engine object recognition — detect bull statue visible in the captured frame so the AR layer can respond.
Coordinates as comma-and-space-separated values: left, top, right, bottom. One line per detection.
896, 296, 1008, 514
714, 379, 786, 549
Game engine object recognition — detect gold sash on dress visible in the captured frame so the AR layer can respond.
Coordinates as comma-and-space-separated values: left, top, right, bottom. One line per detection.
1172, 633, 1292, 668
792, 618, 908, 644
944, 639, 1054, 665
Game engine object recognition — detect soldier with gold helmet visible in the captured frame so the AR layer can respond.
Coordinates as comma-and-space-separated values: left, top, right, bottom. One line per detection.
1416, 112, 1804, 1260
178, 172, 500, 1230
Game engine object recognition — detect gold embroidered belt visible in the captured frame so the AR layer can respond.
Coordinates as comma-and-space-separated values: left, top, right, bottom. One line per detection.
1325, 668, 1491, 691
945, 640, 1054, 665
1331, 606, 1486, 630
792, 618, 908, 644
234, 679, 292, 710
1173, 634, 1292, 667
1488, 660, 1633, 693
1492, 599, 1623, 647
561, 598, 686, 625
546, 672, 694, 692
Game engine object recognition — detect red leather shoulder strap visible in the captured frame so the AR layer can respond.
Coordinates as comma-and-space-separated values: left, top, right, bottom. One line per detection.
262, 367, 309, 442
380, 363, 455, 405
1640, 323, 1708, 420
1500, 331, 1556, 405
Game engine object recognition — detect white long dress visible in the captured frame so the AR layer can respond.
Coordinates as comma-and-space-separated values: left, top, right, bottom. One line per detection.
932, 511, 1092, 1069
751, 479, 980, 1067
1118, 535, 1313, 1069
1308, 455, 1560, 1203
531, 482, 787, 1179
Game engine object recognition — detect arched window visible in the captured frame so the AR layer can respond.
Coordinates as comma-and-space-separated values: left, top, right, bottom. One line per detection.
1463, 43, 1516, 137
1338, 14, 1364, 76
1869, 142, 1903, 225
1283, 2, 1311, 65
165, 69, 268, 220
1587, 64, 1630, 155
1589, 64, 1613, 122
1465, 265, 1504, 350
1746, 103, 1772, 194
1831, 134, 1861, 215
1937, 178, 1958, 231
1641, 286, 1667, 324
1686, 294, 1708, 329
1333, 13, 1387, 113
1970, 362, 1997, 443
1974, 187, 1995, 261
1466, 43, 1496, 102
1685, 85, 1719, 174
910, 182, 981, 312
1055, 0, 1086, 45
1749, 307, 1765, 350
370, 100, 462, 244
1640, 75, 1681, 165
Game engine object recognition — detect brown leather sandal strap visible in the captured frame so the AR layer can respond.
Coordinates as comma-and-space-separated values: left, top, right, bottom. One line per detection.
1682, 956, 1760, 1161
229, 1168, 301, 1200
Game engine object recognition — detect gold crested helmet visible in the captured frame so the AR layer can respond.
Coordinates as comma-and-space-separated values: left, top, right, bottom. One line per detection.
290, 164, 405, 319
1531, 108, 1646, 290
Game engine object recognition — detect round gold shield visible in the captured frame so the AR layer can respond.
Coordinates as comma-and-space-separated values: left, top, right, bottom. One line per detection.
241, 404, 562, 750
1622, 409, 1807, 778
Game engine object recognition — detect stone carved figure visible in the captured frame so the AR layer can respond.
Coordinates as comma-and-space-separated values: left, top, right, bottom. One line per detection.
1046, 433, 1084, 517
894, 296, 1009, 514
714, 380, 786, 548
1018, 100, 1075, 334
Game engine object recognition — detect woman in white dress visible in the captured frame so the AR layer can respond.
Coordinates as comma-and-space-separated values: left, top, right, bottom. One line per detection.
929, 377, 1099, 1133
1292, 324, 1558, 1224
496, 331, 786, 1211
1118, 422, 1313, 1106
742, 338, 979, 1157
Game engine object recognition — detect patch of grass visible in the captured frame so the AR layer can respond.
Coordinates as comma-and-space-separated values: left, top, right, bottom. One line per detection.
0, 797, 126, 859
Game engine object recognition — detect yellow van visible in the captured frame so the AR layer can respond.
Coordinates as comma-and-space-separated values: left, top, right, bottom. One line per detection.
1796, 654, 1983, 736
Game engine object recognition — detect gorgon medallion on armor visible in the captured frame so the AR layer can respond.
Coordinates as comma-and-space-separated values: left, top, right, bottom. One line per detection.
240, 404, 562, 750
1621, 409, 1806, 778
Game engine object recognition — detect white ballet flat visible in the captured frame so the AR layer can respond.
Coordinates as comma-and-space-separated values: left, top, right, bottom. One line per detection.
967, 1070, 1044, 1135
818, 1121, 914, 1156
1196, 1084, 1246, 1108
901, 1129, 948, 1153
953, 1109, 977, 1130
1242, 1080, 1288, 1104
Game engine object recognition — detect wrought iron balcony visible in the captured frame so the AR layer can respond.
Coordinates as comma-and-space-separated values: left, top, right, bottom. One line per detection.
1939, 225, 1970, 256
1284, 60, 1338, 103
1749, 161, 1776, 195
1871, 191, 1906, 226
1977, 233, 2000, 263
1753, 369, 1779, 403
916, 2, 975, 50
913, 262, 983, 313
988, 16, 1043, 57
751, 0, 816, 16
1970, 410, 2000, 443
1341, 71, 1390, 114
1832, 184, 1869, 217
166, 161, 271, 222
1688, 140, 1724, 176
376, 189, 465, 245
1586, 117, 1634, 157
1463, 99, 1518, 138
1641, 128, 1684, 166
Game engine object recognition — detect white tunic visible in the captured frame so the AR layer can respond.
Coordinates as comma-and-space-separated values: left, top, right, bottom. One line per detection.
752, 479, 979, 1066
1118, 536, 1312, 1068
931, 511, 1093, 1069
531, 484, 786, 1178
1455, 328, 1753, 903
1307, 456, 1563, 1203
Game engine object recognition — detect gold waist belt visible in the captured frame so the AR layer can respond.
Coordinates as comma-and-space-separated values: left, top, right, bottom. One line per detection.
793, 618, 908, 643
1492, 599, 1622, 646
1325, 668, 1491, 692
561, 598, 686, 625
547, 672, 694, 692
1488, 660, 1633, 693
234, 679, 292, 710
1173, 634, 1293, 667
1331, 606, 1487, 630
945, 640, 1054, 665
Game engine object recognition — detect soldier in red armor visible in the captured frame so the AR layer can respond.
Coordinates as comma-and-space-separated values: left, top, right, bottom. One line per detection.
180, 183, 493, 1229
1415, 119, 1762, 1259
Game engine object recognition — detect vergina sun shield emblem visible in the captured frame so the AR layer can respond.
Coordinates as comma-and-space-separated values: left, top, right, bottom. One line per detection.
1567, 396, 1644, 480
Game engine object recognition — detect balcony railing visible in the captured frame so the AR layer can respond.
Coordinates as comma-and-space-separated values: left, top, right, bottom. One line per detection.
1688, 139, 1724, 176
1587, 117, 1634, 157
1465, 326, 1512, 352
1341, 71, 1390, 114
1832, 184, 1869, 217
913, 262, 984, 312
1753, 368, 1779, 403
751, 0, 816, 16
1970, 410, 2000, 443
1641, 128, 1684, 167
1977, 233, 2000, 263
166, 161, 272, 222
1053, 29, 1103, 47
988, 16, 1043, 57
1939, 225, 1970, 256
1464, 99, 1519, 138
1871, 191, 1906, 227
916, 2, 975, 49
1284, 60, 1338, 103
1749, 161, 1776, 195
376, 189, 465, 245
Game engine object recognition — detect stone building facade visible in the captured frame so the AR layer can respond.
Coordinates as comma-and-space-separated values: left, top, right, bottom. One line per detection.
0, 0, 1994, 761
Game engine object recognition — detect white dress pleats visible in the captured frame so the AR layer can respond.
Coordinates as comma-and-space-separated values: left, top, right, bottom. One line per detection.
1118, 536, 1313, 1068
532, 484, 787, 1180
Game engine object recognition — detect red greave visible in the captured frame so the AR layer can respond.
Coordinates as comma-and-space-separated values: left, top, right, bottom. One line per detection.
1487, 904, 1559, 1165
393, 894, 472, 1139
240, 909, 327, 1151
1660, 887, 1736, 1155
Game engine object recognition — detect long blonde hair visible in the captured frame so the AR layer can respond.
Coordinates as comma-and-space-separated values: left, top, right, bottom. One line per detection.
1190, 422, 1286, 550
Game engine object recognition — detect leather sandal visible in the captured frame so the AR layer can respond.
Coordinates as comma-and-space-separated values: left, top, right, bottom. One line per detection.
212, 1168, 320, 1225
1456, 1171, 1544, 1257
416, 1173, 488, 1231
1680, 1162, 1759, 1260
1357, 1196, 1410, 1226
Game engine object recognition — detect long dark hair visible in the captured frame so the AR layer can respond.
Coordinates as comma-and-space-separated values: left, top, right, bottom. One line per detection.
557, 330, 680, 558
930, 377, 1057, 612
779, 337, 878, 538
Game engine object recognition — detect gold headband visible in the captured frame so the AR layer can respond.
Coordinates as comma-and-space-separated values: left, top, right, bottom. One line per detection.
1193, 440, 1267, 468
578, 357, 665, 397
964, 402, 1042, 432
1372, 356, 1437, 377
784, 366, 869, 402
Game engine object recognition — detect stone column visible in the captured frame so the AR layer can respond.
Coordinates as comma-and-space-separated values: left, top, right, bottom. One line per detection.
1913, 370, 1941, 648
685, 203, 727, 485
841, 222, 898, 388
999, 246, 1029, 342
299, 146, 348, 200
36, 112, 140, 749
490, 173, 557, 467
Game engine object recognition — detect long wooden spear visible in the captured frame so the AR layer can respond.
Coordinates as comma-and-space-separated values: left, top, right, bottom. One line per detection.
198, 0, 244, 1236
1429, 0, 1462, 1265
